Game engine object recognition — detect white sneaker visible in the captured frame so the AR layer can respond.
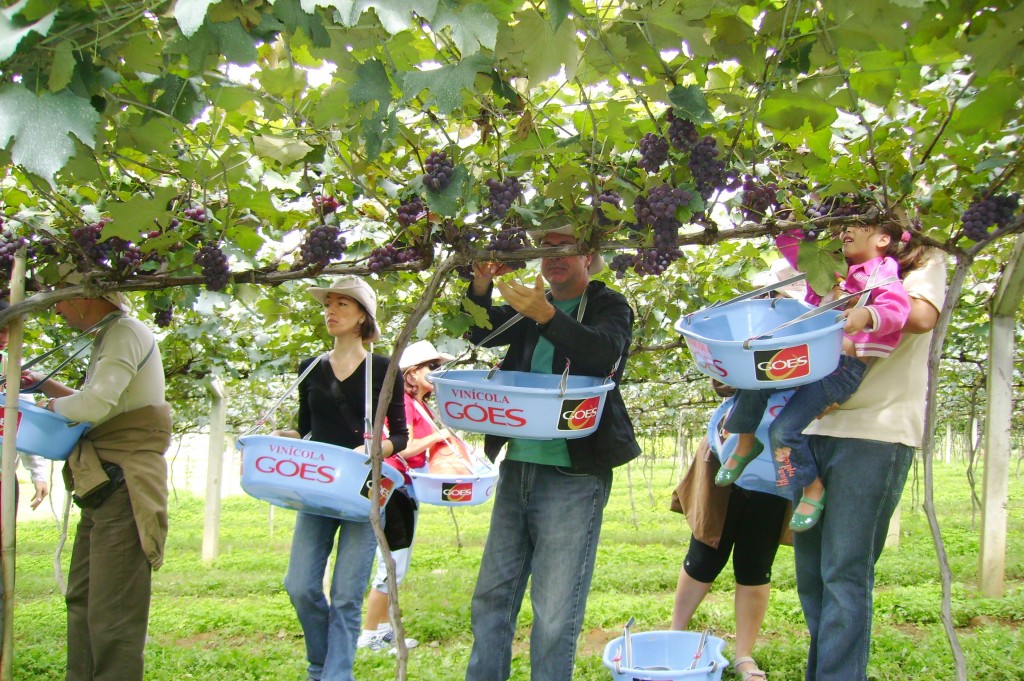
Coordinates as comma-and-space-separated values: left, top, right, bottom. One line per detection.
356, 631, 378, 649
370, 628, 419, 653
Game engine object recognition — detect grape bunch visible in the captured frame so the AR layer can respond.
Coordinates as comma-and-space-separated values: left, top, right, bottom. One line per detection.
961, 193, 1020, 242
739, 176, 780, 223
366, 244, 399, 273
609, 245, 682, 279
183, 206, 208, 223
154, 305, 174, 328
297, 223, 346, 268
396, 196, 426, 227
423, 151, 455, 191
0, 229, 31, 278
634, 184, 692, 229
688, 136, 729, 199
637, 132, 669, 173
485, 177, 523, 218
666, 110, 699, 152
594, 191, 622, 225
486, 222, 529, 270
314, 195, 341, 215
107, 237, 145, 276
71, 219, 112, 268
193, 244, 230, 291
806, 194, 865, 220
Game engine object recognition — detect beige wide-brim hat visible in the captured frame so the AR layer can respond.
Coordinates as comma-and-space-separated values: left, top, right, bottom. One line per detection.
751, 258, 807, 299
399, 340, 455, 371
59, 270, 131, 311
526, 218, 605, 275
306, 275, 382, 341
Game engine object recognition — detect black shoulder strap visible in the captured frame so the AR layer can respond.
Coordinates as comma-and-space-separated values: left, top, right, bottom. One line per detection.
319, 353, 364, 434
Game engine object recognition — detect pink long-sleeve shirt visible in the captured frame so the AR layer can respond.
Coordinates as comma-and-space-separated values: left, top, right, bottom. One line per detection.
776, 231, 911, 358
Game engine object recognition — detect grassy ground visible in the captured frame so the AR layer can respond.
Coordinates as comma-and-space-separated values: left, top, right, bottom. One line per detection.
8, 457, 1023, 680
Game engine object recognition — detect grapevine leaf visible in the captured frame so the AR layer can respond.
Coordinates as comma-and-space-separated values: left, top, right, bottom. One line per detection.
760, 91, 838, 132
420, 165, 469, 217
208, 19, 259, 66
547, 0, 569, 32
400, 53, 492, 115
461, 300, 493, 331
797, 239, 846, 297
48, 42, 75, 92
515, 11, 579, 84
0, 0, 56, 61
432, 3, 498, 56
0, 86, 98, 186
103, 188, 180, 241
253, 134, 315, 165
148, 75, 208, 124
174, 0, 220, 38
350, 58, 393, 105
300, 0, 439, 34
668, 85, 713, 123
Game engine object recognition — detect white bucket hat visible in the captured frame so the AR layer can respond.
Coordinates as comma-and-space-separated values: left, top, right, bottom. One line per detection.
526, 217, 605, 275
399, 340, 455, 371
59, 270, 131, 311
306, 275, 381, 341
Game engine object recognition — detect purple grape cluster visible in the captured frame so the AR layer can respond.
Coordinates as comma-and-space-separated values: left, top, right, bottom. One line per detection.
485, 177, 523, 217
423, 151, 455, 191
688, 136, 729, 199
397, 196, 426, 227
366, 244, 420, 273
154, 305, 173, 328
806, 194, 865, 220
71, 220, 112, 268
486, 222, 528, 270
0, 229, 32, 279
183, 206, 208, 223
623, 184, 688, 277
193, 244, 230, 291
107, 237, 145, 276
610, 244, 683, 278
740, 177, 780, 223
961, 193, 1020, 242
667, 110, 699, 152
314, 195, 340, 215
594, 191, 622, 225
637, 132, 669, 173
298, 223, 346, 267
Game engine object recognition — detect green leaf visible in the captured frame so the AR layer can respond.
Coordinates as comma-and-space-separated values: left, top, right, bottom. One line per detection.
174, 0, 219, 38
48, 42, 75, 92
0, 0, 56, 62
547, 0, 570, 32
760, 91, 838, 132
226, 223, 265, 256
253, 134, 315, 165
460, 299, 492, 331
300, 0, 439, 34
0, 86, 98, 186
103, 187, 180, 240
667, 85, 713, 123
431, 3, 498, 56
258, 66, 308, 99
513, 11, 579, 85
349, 58, 392, 105
421, 164, 469, 217
149, 74, 207, 124
208, 18, 259, 66
400, 53, 492, 115
797, 239, 846, 297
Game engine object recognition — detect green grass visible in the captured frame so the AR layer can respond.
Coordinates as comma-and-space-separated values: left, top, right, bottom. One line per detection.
9, 459, 1024, 680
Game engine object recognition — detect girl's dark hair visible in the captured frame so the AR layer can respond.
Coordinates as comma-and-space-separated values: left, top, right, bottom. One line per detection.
876, 219, 927, 276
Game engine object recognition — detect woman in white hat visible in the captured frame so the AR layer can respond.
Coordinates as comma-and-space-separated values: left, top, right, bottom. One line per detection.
273, 275, 409, 681
358, 339, 455, 652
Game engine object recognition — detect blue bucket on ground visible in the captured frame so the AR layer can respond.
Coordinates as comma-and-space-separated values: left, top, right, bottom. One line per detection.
602, 630, 729, 680
410, 458, 499, 507
428, 369, 614, 440
675, 298, 844, 390
707, 394, 793, 499
236, 434, 404, 521
0, 393, 90, 461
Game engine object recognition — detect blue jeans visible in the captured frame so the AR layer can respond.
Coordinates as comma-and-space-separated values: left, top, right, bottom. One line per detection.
465, 460, 612, 681
284, 512, 378, 681
725, 354, 867, 490
794, 436, 913, 681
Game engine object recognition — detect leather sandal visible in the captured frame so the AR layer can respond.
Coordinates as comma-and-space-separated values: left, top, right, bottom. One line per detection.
789, 489, 827, 532
734, 656, 767, 680
714, 440, 764, 487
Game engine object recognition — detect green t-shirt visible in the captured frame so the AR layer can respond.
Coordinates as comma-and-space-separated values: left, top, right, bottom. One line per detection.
505, 296, 581, 467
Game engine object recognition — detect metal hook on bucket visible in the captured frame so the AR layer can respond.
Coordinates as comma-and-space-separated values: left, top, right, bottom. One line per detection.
623, 617, 635, 670
688, 627, 713, 670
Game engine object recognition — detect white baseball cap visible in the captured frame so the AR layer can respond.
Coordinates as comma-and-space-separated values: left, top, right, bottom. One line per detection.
306, 275, 381, 341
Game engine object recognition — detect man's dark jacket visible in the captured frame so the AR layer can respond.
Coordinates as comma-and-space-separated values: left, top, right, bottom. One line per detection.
464, 279, 641, 474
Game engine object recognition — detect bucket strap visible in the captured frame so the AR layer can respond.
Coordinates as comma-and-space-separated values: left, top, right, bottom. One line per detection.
0, 312, 120, 389
741, 275, 899, 349
708, 272, 808, 309
243, 355, 324, 436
